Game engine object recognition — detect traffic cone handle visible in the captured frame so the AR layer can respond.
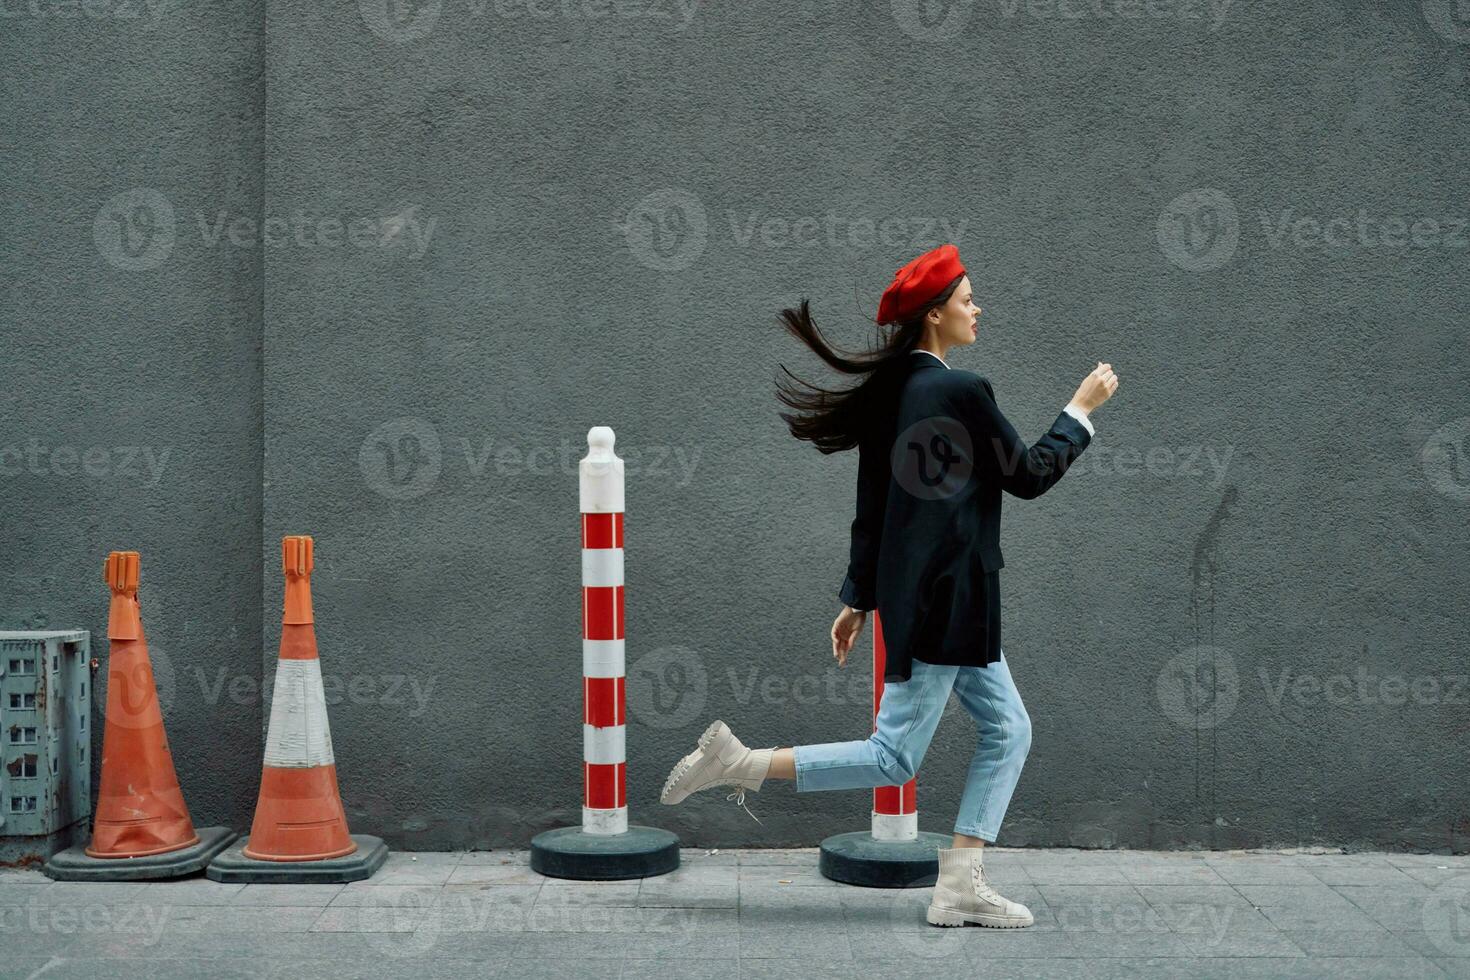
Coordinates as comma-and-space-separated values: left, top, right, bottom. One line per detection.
283, 535, 314, 625
104, 551, 142, 641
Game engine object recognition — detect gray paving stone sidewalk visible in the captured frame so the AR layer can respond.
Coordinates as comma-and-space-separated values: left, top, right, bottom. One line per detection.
4, 848, 1470, 979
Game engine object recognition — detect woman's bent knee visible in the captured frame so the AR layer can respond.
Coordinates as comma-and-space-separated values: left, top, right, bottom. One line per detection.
884, 755, 919, 784
869, 736, 919, 784
1008, 708, 1032, 761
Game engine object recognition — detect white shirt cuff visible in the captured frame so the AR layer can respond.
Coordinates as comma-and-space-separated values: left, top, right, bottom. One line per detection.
1063, 404, 1095, 437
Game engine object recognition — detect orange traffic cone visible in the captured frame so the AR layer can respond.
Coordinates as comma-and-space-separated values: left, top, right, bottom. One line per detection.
87, 551, 199, 857
244, 535, 354, 861
206, 536, 387, 882
44, 552, 237, 881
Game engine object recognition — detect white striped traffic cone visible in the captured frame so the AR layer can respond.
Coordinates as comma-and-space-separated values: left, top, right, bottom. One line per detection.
205, 536, 388, 882
243, 536, 355, 862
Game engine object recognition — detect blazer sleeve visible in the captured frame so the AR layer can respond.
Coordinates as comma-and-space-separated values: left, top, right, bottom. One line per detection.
954, 374, 1092, 500
837, 436, 885, 611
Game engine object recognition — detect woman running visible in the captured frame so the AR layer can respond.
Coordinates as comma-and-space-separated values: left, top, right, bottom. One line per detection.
660, 243, 1119, 928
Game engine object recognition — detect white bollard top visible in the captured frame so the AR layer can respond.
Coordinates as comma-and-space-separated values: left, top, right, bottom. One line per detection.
580, 426, 625, 513
586, 426, 616, 457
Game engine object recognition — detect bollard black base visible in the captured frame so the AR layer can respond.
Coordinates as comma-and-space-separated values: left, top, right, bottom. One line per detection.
531, 825, 680, 881
818, 830, 948, 888
205, 834, 388, 883
44, 826, 239, 882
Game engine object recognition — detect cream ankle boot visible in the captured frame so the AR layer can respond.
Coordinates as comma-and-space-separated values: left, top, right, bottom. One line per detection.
659, 720, 774, 822
926, 847, 1034, 928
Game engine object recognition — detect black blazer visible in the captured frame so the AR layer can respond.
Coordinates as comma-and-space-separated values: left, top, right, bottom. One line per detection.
838, 353, 1092, 681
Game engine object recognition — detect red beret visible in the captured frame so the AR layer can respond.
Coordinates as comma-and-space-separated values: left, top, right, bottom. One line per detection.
877, 244, 965, 325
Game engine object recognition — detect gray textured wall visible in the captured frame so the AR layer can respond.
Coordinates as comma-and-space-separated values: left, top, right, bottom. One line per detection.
3, 0, 1468, 852
1, 1, 265, 835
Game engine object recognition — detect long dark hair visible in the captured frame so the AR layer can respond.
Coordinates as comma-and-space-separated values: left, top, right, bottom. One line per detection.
776, 274, 964, 453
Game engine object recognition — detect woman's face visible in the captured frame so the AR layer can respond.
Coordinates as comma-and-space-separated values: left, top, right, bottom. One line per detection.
926, 275, 981, 347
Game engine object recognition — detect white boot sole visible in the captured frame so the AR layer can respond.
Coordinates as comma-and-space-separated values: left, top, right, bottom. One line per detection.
660, 720, 732, 804
925, 904, 1034, 929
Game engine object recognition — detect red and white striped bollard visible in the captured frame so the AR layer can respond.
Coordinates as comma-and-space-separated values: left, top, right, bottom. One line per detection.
818, 608, 948, 886
581, 426, 627, 835
871, 610, 918, 841
530, 426, 679, 879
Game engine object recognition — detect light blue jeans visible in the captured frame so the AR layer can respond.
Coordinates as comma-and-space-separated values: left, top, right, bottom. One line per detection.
792, 652, 1030, 842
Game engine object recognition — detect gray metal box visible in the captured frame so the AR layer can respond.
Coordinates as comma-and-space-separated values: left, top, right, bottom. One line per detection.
0, 630, 92, 865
